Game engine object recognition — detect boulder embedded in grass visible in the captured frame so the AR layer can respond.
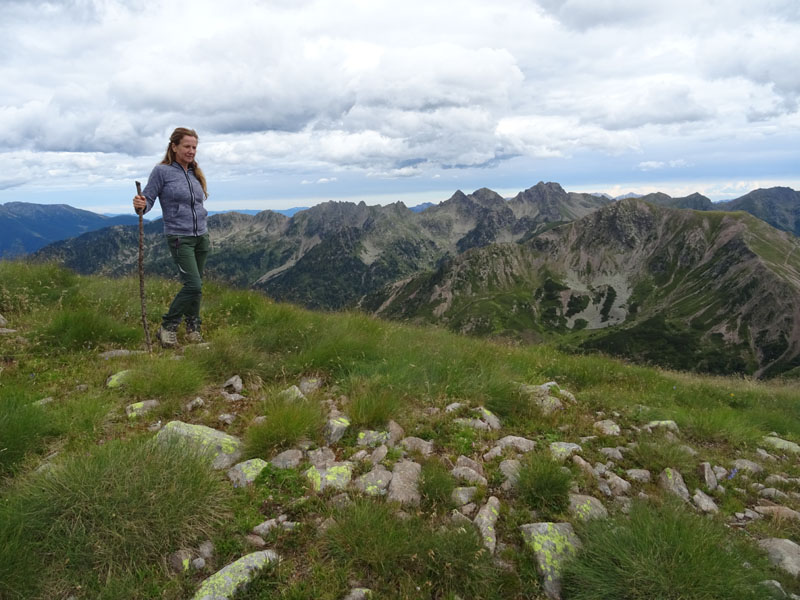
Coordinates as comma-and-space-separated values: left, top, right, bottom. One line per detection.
759, 538, 800, 577
155, 421, 243, 470
763, 436, 800, 455
106, 369, 133, 388
126, 399, 160, 419
520, 522, 581, 600
191, 550, 280, 600
227, 458, 269, 487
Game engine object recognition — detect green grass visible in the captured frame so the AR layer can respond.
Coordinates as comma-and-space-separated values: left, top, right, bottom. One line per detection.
244, 396, 325, 457
419, 458, 457, 511
626, 437, 699, 475
0, 385, 62, 476
515, 452, 572, 516
124, 355, 206, 400
38, 308, 141, 351
0, 436, 232, 599
561, 499, 769, 600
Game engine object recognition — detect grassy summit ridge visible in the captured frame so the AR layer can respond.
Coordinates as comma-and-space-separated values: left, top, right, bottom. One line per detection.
1, 261, 800, 599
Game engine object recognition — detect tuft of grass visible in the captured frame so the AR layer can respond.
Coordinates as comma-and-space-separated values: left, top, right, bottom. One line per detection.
184, 327, 266, 380
419, 458, 457, 511
561, 499, 768, 600
0, 385, 62, 476
515, 452, 571, 516
124, 356, 206, 400
626, 437, 698, 474
244, 396, 325, 457
0, 261, 77, 315
323, 499, 505, 598
344, 377, 402, 428
0, 436, 232, 599
38, 308, 140, 351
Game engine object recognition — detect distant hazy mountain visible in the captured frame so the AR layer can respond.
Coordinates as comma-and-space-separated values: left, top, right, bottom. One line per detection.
365, 198, 800, 378
0, 202, 139, 258
409, 202, 435, 213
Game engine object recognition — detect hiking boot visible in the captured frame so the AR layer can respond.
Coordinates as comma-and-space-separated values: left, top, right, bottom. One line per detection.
157, 325, 178, 348
185, 318, 203, 344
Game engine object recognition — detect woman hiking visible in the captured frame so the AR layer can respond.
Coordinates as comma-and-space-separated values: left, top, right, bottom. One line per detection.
133, 127, 210, 348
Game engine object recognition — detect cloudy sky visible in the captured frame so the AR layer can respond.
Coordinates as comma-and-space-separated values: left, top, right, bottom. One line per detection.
1, 0, 799, 215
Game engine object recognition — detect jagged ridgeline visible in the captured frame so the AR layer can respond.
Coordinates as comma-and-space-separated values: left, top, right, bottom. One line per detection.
366, 199, 800, 378
32, 183, 800, 377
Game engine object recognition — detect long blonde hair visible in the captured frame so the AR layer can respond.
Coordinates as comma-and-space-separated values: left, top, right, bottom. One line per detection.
161, 127, 208, 198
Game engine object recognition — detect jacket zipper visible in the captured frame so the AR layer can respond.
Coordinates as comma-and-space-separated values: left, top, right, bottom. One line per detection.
179, 165, 198, 236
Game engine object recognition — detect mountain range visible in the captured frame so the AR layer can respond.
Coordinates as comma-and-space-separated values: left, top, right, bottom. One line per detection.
30, 183, 800, 377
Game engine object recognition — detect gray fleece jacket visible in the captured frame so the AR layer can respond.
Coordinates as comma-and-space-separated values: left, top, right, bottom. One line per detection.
141, 162, 208, 237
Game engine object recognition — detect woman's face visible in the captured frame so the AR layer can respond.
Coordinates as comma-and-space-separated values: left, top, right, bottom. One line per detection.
172, 135, 198, 168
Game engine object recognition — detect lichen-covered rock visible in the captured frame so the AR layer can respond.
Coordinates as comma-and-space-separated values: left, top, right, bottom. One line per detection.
759, 538, 800, 577
299, 376, 323, 395
277, 385, 305, 402
357, 430, 390, 447
400, 436, 434, 456
155, 421, 242, 470
520, 522, 582, 600
568, 494, 608, 521
106, 369, 133, 388
192, 550, 279, 600
305, 462, 354, 492
324, 416, 350, 445
354, 465, 393, 496
227, 459, 269, 487
169, 548, 194, 573
474, 496, 501, 553
763, 436, 800, 455
476, 406, 501, 430
659, 468, 690, 502
388, 460, 421, 506
549, 442, 581, 462
126, 399, 160, 419
309, 447, 336, 469
271, 449, 303, 469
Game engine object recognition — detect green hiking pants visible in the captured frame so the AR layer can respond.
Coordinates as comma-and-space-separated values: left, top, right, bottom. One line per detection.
163, 234, 210, 328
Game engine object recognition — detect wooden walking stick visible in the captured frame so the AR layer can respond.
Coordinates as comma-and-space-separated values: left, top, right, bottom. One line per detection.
135, 181, 152, 353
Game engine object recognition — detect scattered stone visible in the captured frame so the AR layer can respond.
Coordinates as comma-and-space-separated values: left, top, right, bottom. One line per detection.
75, 384, 89, 392
154, 421, 242, 470
221, 391, 245, 402
644, 420, 679, 434
759, 538, 800, 577
476, 407, 501, 430
0, 328, 17, 334
659, 468, 690, 502
350, 450, 369, 462
625, 469, 651, 483
453, 418, 490, 431
309, 447, 336, 469
766, 474, 791, 487
186, 397, 205, 411
324, 416, 350, 445
357, 430, 390, 447
452, 486, 478, 506
568, 494, 608, 521
572, 455, 596, 479
252, 416, 267, 425
387, 420, 405, 445
354, 465, 393, 496
680, 444, 698, 457
474, 496, 501, 553
692, 489, 719, 513
277, 385, 304, 402
485, 436, 537, 461
218, 413, 236, 426
760, 488, 790, 501
759, 580, 787, 598
451, 466, 488, 486
191, 550, 280, 600
244, 534, 267, 548
697, 462, 718, 490
34, 396, 54, 407
388, 460, 421, 506
227, 458, 269, 487
99, 349, 141, 359
306, 462, 354, 492
756, 448, 778, 461
169, 549, 194, 573
147, 420, 163, 432
456, 455, 484, 476
369, 445, 388, 464
400, 436, 434, 456
733, 459, 763, 475
713, 465, 728, 480
198, 540, 215, 560
343, 588, 373, 600
599, 447, 623, 461
451, 509, 473, 526
605, 472, 631, 496
106, 369, 133, 388
192, 557, 206, 570
763, 436, 800, 455
221, 376, 241, 394
0, 314, 6, 327
271, 449, 303, 469
445, 402, 464, 413
520, 522, 581, 600
594, 420, 620, 436
549, 442, 581, 462
298, 376, 323, 395
755, 506, 800, 522
461, 502, 478, 517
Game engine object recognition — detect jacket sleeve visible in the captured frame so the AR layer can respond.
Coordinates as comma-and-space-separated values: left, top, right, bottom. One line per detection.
140, 166, 162, 215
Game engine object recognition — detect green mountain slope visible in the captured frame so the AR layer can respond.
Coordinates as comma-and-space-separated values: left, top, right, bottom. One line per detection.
366, 199, 800, 378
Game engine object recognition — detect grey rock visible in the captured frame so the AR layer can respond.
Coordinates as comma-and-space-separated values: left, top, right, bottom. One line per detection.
388, 460, 421, 506
271, 448, 303, 469
451, 466, 488, 486
763, 436, 800, 455
186, 397, 205, 411
387, 420, 405, 445
759, 538, 800, 577
154, 421, 242, 470
756, 447, 778, 461
500, 459, 521, 486
34, 396, 54, 407
350, 450, 369, 462
191, 550, 280, 600
692, 489, 719, 513
354, 465, 393, 496
221, 391, 245, 402
451, 509, 473, 525
550, 442, 581, 461
599, 447, 624, 461
169, 548, 194, 572
298, 376, 323, 395
765, 474, 791, 487
461, 502, 478, 516
697, 462, 718, 490
325, 415, 350, 444
453, 418, 490, 431
244, 534, 267, 548
572, 455, 596, 479
343, 588, 373, 600
99, 349, 142, 359
520, 522, 581, 600
659, 468, 690, 502
192, 557, 206, 570
474, 496, 501, 553
223, 375, 243, 393
218, 413, 236, 426
445, 402, 464, 413
483, 435, 536, 461
476, 406, 501, 430
277, 385, 304, 402
309, 447, 336, 469
625, 469, 651, 483
369, 445, 388, 464
605, 472, 631, 496
456, 455, 484, 476
198, 540, 215, 560
357, 430, 390, 447
452, 486, 478, 506
568, 494, 608, 521
227, 458, 268, 487
400, 436, 434, 456
0, 314, 6, 327
643, 420, 679, 434
754, 506, 800, 521
760, 488, 790, 501
306, 462, 354, 492
594, 420, 621, 436
712, 465, 728, 480
733, 458, 763, 475
0, 327, 17, 334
